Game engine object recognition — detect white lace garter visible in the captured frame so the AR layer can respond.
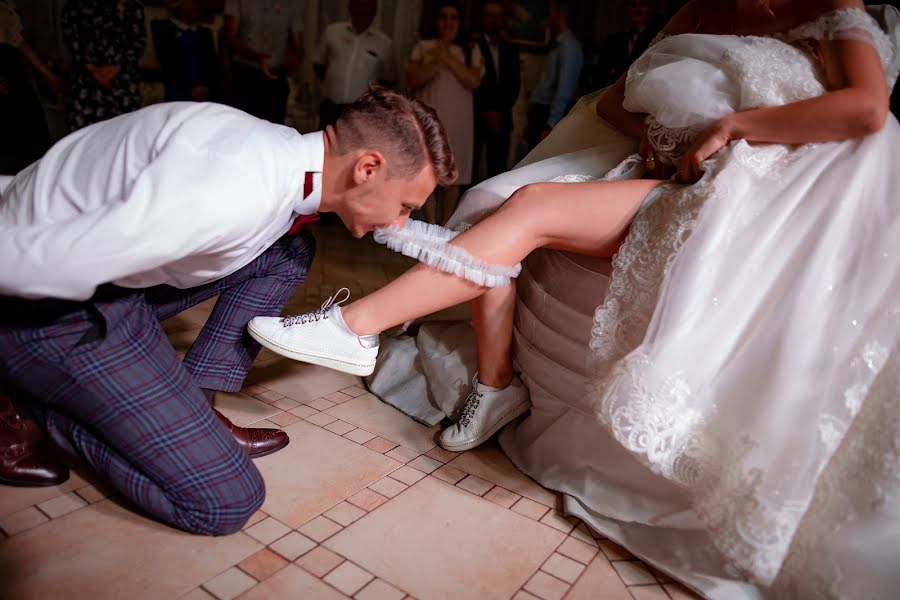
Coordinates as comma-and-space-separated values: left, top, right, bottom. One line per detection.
373, 219, 522, 287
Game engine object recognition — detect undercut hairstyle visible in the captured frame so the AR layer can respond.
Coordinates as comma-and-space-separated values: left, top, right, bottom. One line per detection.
335, 87, 458, 186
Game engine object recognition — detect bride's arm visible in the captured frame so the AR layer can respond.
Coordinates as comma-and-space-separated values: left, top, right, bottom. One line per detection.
680, 0, 889, 180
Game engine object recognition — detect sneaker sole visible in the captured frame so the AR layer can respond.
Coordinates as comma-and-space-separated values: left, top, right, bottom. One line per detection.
247, 321, 376, 377
438, 399, 532, 452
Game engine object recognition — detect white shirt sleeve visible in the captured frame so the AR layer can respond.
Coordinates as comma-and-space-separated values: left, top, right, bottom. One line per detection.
0, 141, 266, 301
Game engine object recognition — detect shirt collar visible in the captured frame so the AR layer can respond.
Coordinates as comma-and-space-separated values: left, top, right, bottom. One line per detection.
293, 131, 325, 215
345, 21, 374, 37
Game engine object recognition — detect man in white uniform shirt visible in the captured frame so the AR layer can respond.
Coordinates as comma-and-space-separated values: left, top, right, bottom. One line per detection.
0, 88, 456, 535
313, 0, 396, 130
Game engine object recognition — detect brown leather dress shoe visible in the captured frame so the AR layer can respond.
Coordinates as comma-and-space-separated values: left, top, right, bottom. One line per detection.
214, 409, 289, 458
1, 392, 70, 487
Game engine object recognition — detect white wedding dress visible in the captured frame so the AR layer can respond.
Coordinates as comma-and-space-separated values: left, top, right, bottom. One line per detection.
371, 7, 900, 598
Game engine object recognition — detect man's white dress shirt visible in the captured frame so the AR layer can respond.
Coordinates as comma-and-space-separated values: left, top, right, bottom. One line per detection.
0, 102, 323, 301
314, 21, 395, 105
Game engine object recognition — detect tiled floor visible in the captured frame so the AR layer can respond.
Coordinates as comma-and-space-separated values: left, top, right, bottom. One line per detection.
0, 223, 701, 600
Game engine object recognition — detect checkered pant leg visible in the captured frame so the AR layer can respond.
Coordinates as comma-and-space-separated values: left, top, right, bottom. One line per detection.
146, 231, 315, 392
0, 291, 265, 536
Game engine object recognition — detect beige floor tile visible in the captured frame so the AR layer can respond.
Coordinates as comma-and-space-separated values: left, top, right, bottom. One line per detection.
556, 537, 599, 565
36, 492, 88, 519
244, 517, 291, 545
325, 477, 564, 600
0, 506, 49, 536
268, 531, 317, 561
648, 566, 675, 584
432, 465, 467, 485
628, 585, 669, 600
249, 361, 360, 405
325, 502, 367, 526
542, 553, 585, 584
598, 540, 635, 561
484, 486, 521, 508
271, 397, 301, 411
204, 567, 257, 600
324, 391, 354, 404
214, 392, 281, 427
355, 578, 406, 600
180, 587, 217, 600
523, 570, 570, 600
540, 511, 577, 534
512, 497, 550, 521
267, 412, 300, 427
253, 420, 400, 528
513, 591, 542, 600
347, 489, 389, 512
423, 447, 460, 464
570, 524, 599, 546
611, 561, 656, 586
241, 510, 268, 530
238, 564, 347, 600
407, 456, 442, 474
344, 428, 377, 444
296, 546, 345, 577
340, 385, 368, 398
237, 548, 289, 581
308, 397, 338, 411
457, 474, 494, 496
389, 466, 426, 486
306, 411, 339, 427
0, 470, 88, 517
74, 484, 108, 505
326, 394, 439, 453
663, 583, 704, 599
447, 441, 557, 507
254, 390, 285, 403
0, 500, 261, 599
368, 478, 408, 499
164, 327, 202, 353
325, 419, 357, 435
288, 405, 319, 420
564, 554, 632, 600
385, 446, 421, 463
299, 516, 343, 542
323, 561, 375, 596
364, 437, 399, 453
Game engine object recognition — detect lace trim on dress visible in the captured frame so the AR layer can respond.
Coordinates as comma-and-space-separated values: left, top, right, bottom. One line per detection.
775, 7, 898, 86
373, 219, 521, 287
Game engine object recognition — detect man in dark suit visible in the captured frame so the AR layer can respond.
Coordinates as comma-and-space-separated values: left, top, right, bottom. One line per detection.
151, 0, 220, 102
474, 2, 521, 180
591, 0, 663, 90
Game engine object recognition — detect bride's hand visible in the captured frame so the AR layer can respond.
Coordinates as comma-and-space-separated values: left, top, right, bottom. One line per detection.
678, 119, 733, 183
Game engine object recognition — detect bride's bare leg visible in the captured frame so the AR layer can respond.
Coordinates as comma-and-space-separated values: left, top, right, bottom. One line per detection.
471, 287, 516, 388
342, 178, 661, 335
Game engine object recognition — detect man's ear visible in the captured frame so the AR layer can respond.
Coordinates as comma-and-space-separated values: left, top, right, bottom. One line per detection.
352, 151, 386, 185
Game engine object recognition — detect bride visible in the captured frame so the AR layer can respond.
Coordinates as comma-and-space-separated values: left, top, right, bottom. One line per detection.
250, 0, 900, 597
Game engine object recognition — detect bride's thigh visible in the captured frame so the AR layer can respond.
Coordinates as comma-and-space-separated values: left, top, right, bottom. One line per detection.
501, 179, 662, 257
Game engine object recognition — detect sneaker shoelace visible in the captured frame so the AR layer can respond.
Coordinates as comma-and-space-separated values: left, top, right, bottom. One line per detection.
281, 288, 351, 327
458, 375, 483, 428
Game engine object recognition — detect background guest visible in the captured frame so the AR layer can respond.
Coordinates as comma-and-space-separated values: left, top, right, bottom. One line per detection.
407, 0, 484, 224
589, 0, 662, 90
223, 0, 305, 124
61, 0, 146, 132
0, 0, 61, 174
524, 0, 582, 149
313, 0, 395, 130
473, 1, 520, 180
152, 0, 220, 103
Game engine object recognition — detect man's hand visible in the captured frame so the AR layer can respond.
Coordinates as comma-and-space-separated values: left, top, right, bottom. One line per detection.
257, 54, 278, 80
483, 110, 502, 135
191, 85, 210, 101
87, 64, 120, 89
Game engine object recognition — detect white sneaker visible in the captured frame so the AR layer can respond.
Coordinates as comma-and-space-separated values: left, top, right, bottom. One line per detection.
439, 374, 531, 452
247, 288, 379, 376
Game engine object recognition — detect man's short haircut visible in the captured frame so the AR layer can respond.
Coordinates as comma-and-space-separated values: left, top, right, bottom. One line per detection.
335, 87, 458, 186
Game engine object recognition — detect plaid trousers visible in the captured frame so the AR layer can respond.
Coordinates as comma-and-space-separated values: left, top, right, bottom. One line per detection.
0, 231, 315, 535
